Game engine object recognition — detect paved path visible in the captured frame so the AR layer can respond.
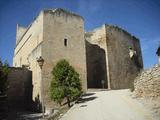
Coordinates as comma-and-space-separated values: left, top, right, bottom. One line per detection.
60, 89, 154, 120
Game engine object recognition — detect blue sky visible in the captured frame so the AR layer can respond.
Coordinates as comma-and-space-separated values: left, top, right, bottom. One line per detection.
0, 0, 160, 68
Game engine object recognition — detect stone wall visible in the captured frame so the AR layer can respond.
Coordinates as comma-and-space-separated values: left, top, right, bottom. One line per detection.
134, 65, 160, 97
7, 67, 32, 110
105, 25, 143, 89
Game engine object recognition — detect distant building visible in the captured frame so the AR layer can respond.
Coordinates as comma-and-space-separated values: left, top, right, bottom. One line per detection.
13, 8, 143, 112
156, 46, 160, 65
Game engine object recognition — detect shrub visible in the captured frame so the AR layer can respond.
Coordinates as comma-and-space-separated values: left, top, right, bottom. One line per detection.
0, 60, 9, 95
49, 59, 82, 107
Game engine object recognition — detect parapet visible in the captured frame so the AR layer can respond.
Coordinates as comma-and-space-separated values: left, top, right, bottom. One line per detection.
105, 24, 140, 41
43, 8, 84, 20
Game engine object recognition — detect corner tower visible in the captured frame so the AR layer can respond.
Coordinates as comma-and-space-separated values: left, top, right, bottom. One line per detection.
41, 9, 87, 111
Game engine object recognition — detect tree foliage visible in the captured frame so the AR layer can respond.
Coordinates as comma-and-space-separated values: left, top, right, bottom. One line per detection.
0, 60, 9, 95
49, 59, 82, 107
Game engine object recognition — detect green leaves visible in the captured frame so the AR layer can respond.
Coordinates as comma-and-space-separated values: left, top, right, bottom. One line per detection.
49, 59, 82, 107
0, 60, 9, 95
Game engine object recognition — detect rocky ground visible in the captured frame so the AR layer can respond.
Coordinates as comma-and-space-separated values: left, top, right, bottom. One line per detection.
133, 64, 160, 120
134, 96, 160, 120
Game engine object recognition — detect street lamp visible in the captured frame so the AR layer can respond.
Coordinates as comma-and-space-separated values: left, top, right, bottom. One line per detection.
37, 56, 44, 69
37, 56, 45, 118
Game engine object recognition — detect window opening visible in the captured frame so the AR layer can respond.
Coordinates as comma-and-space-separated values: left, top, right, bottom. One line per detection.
64, 38, 67, 46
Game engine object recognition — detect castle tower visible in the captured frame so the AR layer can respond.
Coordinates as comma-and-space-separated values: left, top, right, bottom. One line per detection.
13, 8, 87, 113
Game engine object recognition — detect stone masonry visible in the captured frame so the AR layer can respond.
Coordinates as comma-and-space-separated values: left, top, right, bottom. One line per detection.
13, 8, 143, 112
13, 9, 87, 112
134, 64, 160, 97
86, 25, 143, 89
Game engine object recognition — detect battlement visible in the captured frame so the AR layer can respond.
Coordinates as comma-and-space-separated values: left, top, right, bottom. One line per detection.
105, 24, 140, 41
43, 8, 84, 20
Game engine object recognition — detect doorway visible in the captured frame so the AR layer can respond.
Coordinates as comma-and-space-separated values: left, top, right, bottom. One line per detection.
86, 41, 107, 89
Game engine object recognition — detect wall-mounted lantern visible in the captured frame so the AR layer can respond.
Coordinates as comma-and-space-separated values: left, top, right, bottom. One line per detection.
37, 56, 44, 69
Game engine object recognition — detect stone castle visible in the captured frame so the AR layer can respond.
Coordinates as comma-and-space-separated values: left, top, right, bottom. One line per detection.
12, 8, 143, 112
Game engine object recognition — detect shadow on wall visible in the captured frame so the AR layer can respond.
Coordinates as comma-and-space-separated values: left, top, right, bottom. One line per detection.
32, 94, 43, 113
86, 41, 108, 89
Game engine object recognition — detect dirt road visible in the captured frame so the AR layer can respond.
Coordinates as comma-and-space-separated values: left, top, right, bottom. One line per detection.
60, 89, 155, 120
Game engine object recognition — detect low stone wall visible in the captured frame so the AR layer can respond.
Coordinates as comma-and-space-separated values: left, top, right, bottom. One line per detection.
134, 65, 160, 97
0, 96, 7, 119
7, 67, 32, 110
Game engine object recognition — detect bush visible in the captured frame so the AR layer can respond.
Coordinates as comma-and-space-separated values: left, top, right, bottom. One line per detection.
49, 59, 82, 107
0, 60, 9, 95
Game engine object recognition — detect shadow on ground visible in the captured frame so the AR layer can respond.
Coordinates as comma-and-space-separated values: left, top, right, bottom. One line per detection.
80, 105, 87, 107
3, 111, 43, 120
76, 92, 97, 104
81, 93, 95, 97
20, 112, 43, 120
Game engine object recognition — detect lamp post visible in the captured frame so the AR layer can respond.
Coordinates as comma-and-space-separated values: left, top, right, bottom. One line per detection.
37, 56, 45, 118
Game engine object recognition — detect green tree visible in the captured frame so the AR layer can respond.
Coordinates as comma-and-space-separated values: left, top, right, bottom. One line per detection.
49, 59, 82, 107
0, 60, 9, 95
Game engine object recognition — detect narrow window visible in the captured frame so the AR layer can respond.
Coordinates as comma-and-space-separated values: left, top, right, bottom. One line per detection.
64, 38, 67, 46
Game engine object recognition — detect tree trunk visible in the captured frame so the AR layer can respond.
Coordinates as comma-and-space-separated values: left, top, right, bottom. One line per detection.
67, 96, 71, 107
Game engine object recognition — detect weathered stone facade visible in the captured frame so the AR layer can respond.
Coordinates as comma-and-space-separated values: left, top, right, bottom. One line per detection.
134, 65, 160, 97
86, 25, 143, 89
13, 9, 87, 112
13, 8, 143, 112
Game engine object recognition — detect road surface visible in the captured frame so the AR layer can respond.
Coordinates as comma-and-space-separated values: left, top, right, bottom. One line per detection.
60, 89, 155, 120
